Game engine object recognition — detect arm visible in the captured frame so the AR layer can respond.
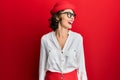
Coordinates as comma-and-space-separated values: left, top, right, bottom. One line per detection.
78, 36, 88, 80
39, 36, 47, 80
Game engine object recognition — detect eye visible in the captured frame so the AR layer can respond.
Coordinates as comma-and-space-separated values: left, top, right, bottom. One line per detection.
60, 12, 76, 18
67, 12, 76, 18
70, 12, 76, 17
67, 12, 71, 17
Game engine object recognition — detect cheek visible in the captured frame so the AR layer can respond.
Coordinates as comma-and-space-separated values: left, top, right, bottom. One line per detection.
61, 18, 68, 24
61, 15, 68, 22
60, 16, 69, 26
61, 20, 68, 26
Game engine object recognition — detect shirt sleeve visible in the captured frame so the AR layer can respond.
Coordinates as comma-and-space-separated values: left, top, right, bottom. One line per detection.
39, 36, 47, 80
77, 36, 88, 80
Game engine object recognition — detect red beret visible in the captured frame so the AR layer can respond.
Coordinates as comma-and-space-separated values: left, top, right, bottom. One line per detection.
50, 0, 76, 15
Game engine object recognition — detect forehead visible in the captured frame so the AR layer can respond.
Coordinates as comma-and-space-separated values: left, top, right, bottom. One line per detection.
62, 9, 74, 13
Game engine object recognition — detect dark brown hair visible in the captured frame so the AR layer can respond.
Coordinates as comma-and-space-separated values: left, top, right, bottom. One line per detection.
49, 11, 63, 31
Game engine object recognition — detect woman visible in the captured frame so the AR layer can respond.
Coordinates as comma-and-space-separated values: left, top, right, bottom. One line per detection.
39, 1, 87, 80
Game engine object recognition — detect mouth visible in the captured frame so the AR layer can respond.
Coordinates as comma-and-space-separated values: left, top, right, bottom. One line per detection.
68, 21, 73, 25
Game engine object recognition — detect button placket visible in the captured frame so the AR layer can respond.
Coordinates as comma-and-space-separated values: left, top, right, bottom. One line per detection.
61, 53, 65, 61
61, 50, 63, 54
60, 50, 65, 80
61, 56, 64, 67
61, 50, 64, 65
60, 51, 65, 72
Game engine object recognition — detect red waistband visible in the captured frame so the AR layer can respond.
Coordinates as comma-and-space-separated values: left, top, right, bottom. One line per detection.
45, 69, 78, 80
46, 69, 77, 75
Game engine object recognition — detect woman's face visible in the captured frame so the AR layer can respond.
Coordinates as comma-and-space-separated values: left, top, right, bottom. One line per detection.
57, 9, 76, 29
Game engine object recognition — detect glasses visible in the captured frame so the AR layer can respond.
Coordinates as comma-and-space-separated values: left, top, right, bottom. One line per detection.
60, 12, 76, 18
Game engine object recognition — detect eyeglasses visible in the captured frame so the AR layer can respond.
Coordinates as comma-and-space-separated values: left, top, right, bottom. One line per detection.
60, 12, 76, 18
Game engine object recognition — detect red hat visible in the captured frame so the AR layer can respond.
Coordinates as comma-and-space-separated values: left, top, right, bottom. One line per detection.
50, 0, 76, 15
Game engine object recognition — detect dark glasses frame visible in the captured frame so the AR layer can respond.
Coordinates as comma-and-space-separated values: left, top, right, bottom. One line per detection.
60, 12, 76, 18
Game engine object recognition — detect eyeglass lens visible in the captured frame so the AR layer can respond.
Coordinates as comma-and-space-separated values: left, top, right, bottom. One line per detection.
60, 12, 76, 18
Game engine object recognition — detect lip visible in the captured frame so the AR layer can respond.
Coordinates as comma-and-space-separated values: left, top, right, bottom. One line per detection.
68, 20, 74, 25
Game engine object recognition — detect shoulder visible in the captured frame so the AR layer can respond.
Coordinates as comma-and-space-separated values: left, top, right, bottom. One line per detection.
70, 30, 83, 40
40, 31, 53, 42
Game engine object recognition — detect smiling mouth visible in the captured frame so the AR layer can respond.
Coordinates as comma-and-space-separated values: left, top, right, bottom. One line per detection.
68, 21, 73, 25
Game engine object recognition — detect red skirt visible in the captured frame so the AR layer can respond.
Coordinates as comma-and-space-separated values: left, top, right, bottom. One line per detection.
45, 69, 78, 80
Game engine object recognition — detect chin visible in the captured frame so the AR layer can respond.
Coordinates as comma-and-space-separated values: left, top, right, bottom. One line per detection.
64, 25, 72, 29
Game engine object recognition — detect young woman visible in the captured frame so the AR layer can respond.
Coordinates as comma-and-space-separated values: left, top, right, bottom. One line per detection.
39, 1, 88, 80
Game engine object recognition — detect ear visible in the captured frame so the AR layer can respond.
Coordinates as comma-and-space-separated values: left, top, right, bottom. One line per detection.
56, 16, 60, 21
56, 15, 62, 22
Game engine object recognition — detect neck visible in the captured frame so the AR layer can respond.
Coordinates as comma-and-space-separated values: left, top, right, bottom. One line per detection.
55, 27, 69, 38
